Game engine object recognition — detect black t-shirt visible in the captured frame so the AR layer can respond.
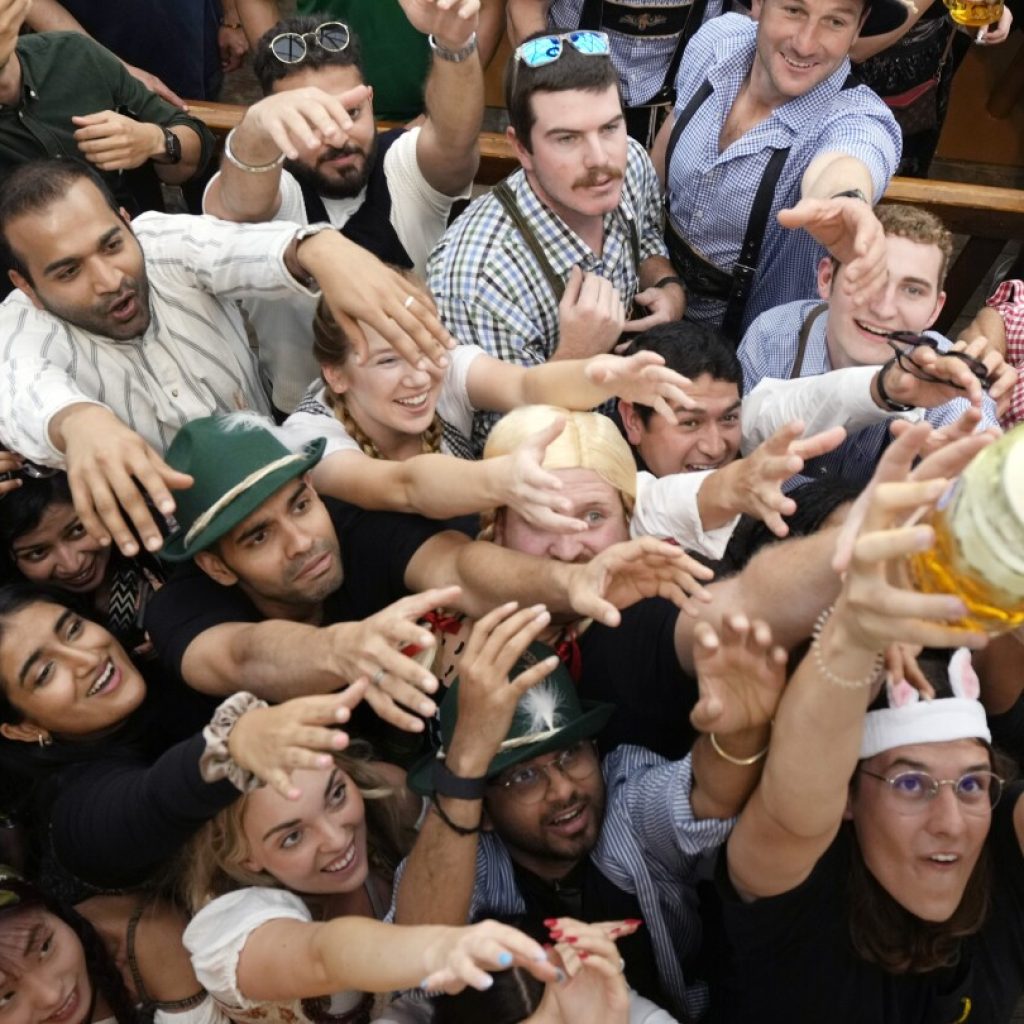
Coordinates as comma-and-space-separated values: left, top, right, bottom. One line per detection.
578, 598, 698, 760
708, 782, 1024, 1023
146, 497, 464, 678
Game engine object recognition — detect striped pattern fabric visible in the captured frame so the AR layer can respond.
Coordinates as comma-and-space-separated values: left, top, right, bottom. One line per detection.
0, 213, 322, 464
392, 746, 733, 1020
738, 298, 1000, 485
665, 13, 901, 334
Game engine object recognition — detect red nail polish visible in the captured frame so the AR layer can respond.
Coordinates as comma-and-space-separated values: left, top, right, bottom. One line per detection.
625, 918, 644, 927
578, 951, 590, 960
549, 929, 563, 939
566, 936, 578, 944
543, 918, 558, 927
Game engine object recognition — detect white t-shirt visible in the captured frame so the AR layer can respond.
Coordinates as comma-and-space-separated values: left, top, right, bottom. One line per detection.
206, 127, 471, 413
281, 344, 484, 458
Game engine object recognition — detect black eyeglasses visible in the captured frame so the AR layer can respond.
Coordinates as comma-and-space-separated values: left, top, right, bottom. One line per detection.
859, 768, 1004, 816
269, 21, 351, 64
884, 332, 992, 392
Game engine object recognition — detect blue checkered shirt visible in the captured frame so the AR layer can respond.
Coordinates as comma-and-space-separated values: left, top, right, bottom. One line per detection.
738, 298, 1000, 485
428, 137, 667, 452
666, 13, 901, 333
392, 746, 731, 1021
547, 0, 724, 106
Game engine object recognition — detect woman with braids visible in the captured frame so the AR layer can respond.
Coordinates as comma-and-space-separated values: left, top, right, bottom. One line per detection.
707, 423, 1024, 1023
0, 471, 164, 656
0, 584, 366, 894
179, 749, 560, 1024
280, 286, 695, 532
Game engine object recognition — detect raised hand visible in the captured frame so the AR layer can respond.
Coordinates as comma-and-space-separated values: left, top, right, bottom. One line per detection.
583, 350, 695, 424
397, 0, 481, 49
227, 684, 367, 799
568, 536, 715, 625
778, 197, 887, 305
690, 615, 788, 735
419, 919, 556, 995
330, 585, 464, 733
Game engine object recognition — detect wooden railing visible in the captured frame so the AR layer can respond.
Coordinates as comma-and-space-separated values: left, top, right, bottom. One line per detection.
189, 99, 1024, 333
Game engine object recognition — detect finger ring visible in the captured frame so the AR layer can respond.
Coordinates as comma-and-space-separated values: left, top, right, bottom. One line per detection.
403, 294, 415, 310
371, 668, 386, 687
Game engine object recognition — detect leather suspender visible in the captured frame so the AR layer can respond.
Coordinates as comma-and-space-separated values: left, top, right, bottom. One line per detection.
492, 179, 640, 303
789, 302, 830, 379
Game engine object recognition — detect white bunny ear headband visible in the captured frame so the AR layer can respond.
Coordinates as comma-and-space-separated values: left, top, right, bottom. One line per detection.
859, 649, 991, 760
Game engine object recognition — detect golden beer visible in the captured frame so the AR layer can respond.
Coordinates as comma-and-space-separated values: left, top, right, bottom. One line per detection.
943, 0, 1004, 27
908, 424, 1024, 634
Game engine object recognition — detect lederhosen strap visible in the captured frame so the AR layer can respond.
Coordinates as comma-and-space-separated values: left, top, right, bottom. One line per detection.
492, 179, 640, 303
789, 302, 829, 379
579, 0, 708, 146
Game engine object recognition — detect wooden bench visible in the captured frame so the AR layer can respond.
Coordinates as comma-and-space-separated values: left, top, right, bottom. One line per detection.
188, 99, 1024, 333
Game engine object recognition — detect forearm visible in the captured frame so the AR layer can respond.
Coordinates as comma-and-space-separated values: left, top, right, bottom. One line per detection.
205, 117, 284, 221
153, 125, 204, 184
24, 0, 86, 31
237, 0, 280, 45
519, 358, 615, 408
850, 0, 932, 61
690, 729, 769, 821
478, 0, 508, 66
959, 306, 1008, 359
801, 153, 875, 202
506, 0, 549, 44
638, 255, 676, 290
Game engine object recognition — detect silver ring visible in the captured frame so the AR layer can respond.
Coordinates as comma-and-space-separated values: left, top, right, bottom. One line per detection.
403, 294, 415, 310
371, 668, 386, 687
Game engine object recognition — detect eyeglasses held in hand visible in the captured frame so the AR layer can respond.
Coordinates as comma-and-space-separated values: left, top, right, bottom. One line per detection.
859, 767, 1004, 815
490, 741, 599, 805
0, 457, 59, 492
884, 332, 992, 392
514, 30, 611, 68
270, 21, 351, 65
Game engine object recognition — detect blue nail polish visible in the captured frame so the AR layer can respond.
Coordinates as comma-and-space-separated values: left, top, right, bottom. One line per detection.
498, 952, 513, 967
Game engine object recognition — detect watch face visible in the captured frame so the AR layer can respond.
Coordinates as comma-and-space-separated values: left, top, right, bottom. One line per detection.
164, 128, 182, 164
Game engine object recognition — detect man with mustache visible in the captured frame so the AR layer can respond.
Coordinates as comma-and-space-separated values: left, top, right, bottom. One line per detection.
204, 1, 485, 414
0, 159, 454, 561
426, 30, 684, 455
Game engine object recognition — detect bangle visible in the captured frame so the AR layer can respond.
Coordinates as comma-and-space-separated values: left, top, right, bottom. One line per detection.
223, 127, 285, 174
811, 605, 884, 689
709, 732, 768, 766
875, 358, 915, 413
830, 188, 868, 203
199, 691, 269, 792
428, 31, 478, 62
433, 759, 488, 800
431, 798, 482, 836
654, 275, 685, 292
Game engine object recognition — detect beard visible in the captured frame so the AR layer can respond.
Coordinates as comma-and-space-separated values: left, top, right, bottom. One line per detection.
285, 133, 379, 201
39, 271, 152, 341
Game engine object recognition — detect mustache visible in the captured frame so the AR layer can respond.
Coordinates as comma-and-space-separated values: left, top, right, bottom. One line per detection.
573, 166, 623, 189
318, 143, 364, 163
102, 282, 138, 315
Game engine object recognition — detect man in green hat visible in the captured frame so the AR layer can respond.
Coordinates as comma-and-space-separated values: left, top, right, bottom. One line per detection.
144, 413, 707, 735
394, 602, 783, 1020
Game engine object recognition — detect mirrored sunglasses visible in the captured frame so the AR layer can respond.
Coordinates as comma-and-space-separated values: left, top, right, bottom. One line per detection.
515, 30, 611, 68
270, 21, 351, 65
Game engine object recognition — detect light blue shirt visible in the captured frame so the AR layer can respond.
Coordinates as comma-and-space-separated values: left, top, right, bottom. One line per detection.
666, 13, 901, 332
738, 298, 1000, 485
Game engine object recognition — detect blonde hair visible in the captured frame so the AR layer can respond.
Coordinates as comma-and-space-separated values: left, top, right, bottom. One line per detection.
876, 204, 954, 288
311, 275, 443, 459
479, 406, 637, 539
179, 746, 413, 914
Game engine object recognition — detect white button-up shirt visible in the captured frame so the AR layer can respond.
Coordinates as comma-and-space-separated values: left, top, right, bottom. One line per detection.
0, 212, 319, 464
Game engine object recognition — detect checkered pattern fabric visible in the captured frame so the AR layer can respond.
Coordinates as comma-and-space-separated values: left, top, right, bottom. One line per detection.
986, 279, 1024, 430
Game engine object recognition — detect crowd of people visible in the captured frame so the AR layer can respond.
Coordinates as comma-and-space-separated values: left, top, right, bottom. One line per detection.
1, 0, 1024, 1021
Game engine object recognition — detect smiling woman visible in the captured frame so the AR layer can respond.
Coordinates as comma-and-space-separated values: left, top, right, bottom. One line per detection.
0, 585, 369, 894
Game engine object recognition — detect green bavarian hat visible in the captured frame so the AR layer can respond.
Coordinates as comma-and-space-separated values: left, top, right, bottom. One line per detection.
161, 414, 326, 562
407, 641, 614, 797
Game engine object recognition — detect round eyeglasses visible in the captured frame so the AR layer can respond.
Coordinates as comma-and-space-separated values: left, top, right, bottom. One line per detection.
859, 768, 1004, 816
270, 21, 351, 65
490, 741, 599, 805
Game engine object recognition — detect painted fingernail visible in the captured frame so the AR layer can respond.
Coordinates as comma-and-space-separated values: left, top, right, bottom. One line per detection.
543, 919, 558, 927
625, 919, 643, 927
548, 929, 563, 939
578, 951, 590, 960
498, 952, 513, 967
565, 936, 578, 944
480, 974, 494, 989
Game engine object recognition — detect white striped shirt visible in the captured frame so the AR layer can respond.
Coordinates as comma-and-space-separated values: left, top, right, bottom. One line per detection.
0, 213, 320, 464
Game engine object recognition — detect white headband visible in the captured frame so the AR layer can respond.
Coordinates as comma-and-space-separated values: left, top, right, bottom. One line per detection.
859, 648, 991, 759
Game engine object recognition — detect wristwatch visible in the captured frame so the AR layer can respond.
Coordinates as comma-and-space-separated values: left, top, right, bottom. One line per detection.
428, 31, 478, 63
160, 127, 182, 165
830, 188, 868, 203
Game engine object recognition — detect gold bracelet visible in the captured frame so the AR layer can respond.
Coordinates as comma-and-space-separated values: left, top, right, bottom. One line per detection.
709, 731, 769, 766
811, 605, 884, 689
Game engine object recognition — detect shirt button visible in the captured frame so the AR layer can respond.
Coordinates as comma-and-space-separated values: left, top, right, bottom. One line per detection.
695, 211, 703, 220
170, 389, 179, 397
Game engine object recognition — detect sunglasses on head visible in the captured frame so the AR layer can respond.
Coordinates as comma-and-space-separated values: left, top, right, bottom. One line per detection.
269, 21, 350, 65
514, 30, 611, 68
0, 456, 59, 493
883, 331, 992, 392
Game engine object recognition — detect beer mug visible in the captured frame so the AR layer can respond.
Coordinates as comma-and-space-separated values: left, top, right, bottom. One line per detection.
943, 0, 1004, 29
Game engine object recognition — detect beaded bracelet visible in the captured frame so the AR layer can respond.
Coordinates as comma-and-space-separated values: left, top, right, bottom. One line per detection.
811, 605, 884, 689
709, 732, 769, 766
